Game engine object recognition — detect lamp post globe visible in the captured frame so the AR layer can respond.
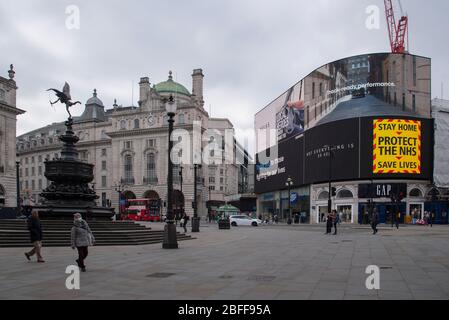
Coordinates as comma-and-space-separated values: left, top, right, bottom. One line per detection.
163, 94, 179, 249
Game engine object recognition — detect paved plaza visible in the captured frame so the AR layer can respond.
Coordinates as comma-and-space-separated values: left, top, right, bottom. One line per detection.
1, 223, 449, 300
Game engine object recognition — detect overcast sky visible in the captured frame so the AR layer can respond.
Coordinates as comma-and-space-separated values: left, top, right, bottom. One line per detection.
1, 0, 448, 156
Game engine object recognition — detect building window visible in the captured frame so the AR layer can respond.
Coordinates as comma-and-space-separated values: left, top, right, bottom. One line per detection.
80, 151, 88, 162
31, 167, 35, 176
412, 94, 416, 112
124, 155, 133, 184
38, 166, 42, 176
312, 82, 315, 99
101, 149, 107, 156
102, 193, 107, 207
25, 181, 29, 189
319, 83, 323, 97
101, 176, 107, 188
25, 168, 29, 177
38, 155, 42, 163
102, 161, 107, 171
220, 177, 224, 184
31, 156, 35, 164
120, 120, 127, 130
209, 177, 215, 184
146, 139, 156, 148
124, 141, 133, 150
146, 153, 157, 183
179, 114, 185, 124
31, 180, 35, 190
134, 119, 140, 129
210, 186, 215, 191
0, 89, 5, 102
38, 179, 42, 190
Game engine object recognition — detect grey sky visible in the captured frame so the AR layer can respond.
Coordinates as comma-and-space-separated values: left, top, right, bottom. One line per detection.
1, 0, 448, 156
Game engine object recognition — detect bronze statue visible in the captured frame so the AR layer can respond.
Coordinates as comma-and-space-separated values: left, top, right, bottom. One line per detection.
47, 82, 81, 118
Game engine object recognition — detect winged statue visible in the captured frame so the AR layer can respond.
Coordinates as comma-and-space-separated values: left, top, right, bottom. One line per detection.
47, 82, 81, 118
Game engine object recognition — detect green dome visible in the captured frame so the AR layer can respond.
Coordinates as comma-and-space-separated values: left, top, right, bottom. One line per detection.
154, 71, 191, 96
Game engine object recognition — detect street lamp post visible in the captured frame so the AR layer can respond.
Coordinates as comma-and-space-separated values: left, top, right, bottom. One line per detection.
285, 177, 293, 225
192, 164, 201, 233
16, 156, 21, 217
114, 183, 125, 221
163, 94, 179, 249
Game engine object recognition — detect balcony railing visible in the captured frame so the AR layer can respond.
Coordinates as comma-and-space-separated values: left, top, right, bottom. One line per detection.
143, 176, 158, 185
121, 177, 135, 185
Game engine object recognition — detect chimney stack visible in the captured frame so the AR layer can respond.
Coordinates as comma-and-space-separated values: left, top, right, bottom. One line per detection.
192, 69, 204, 107
139, 77, 151, 103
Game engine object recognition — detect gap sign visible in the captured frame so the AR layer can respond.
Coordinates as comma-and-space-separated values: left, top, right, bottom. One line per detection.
373, 119, 421, 174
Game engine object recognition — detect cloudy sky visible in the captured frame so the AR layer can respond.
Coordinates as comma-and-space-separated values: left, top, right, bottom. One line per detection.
1, 0, 448, 156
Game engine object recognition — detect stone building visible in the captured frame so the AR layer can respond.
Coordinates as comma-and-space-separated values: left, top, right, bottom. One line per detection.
16, 69, 249, 218
0, 65, 25, 210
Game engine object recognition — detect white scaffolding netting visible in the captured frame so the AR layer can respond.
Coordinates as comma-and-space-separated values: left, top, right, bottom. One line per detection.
432, 99, 449, 188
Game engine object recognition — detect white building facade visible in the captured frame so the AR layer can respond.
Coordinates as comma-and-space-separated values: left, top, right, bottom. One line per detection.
0, 65, 25, 209
16, 69, 247, 219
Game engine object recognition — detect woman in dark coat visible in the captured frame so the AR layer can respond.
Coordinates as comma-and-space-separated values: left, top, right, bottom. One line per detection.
24, 210, 45, 263
325, 213, 333, 235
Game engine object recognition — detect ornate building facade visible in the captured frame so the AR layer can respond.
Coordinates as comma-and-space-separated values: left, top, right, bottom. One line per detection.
0, 65, 25, 209
16, 69, 250, 218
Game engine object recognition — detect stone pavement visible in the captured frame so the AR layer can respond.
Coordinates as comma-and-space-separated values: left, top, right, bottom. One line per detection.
1, 222, 449, 300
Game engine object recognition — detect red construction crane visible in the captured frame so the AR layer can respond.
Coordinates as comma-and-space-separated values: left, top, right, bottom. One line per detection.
384, 0, 408, 53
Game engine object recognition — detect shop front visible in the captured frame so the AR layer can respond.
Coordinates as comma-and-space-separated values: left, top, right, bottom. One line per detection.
279, 187, 310, 223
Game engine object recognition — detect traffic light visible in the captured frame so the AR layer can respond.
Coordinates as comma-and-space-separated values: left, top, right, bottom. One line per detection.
331, 187, 337, 197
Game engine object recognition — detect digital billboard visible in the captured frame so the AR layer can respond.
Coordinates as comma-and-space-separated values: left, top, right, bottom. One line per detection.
373, 119, 421, 174
255, 53, 431, 154
255, 116, 433, 194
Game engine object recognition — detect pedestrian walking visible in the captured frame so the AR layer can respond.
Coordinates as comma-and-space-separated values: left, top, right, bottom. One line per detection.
180, 212, 189, 233
430, 212, 435, 227
332, 210, 339, 235
395, 212, 401, 229
24, 210, 45, 263
70, 213, 95, 272
325, 213, 333, 235
371, 210, 379, 235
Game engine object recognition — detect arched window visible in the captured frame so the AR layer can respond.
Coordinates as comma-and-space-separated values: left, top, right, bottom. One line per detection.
409, 188, 423, 198
0, 89, 5, 101
318, 191, 329, 200
124, 155, 134, 184
337, 189, 354, 199
134, 119, 140, 129
145, 153, 157, 184
179, 114, 185, 124
120, 120, 127, 130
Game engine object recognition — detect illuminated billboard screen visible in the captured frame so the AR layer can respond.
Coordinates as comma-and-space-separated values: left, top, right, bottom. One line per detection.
254, 116, 433, 194
255, 53, 431, 154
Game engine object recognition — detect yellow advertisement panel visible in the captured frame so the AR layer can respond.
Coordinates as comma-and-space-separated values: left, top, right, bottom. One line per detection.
373, 119, 421, 174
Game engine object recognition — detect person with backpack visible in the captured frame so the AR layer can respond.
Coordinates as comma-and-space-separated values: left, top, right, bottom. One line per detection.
24, 210, 45, 263
70, 213, 95, 272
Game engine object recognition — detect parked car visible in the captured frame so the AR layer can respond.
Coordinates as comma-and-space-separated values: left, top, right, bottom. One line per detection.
230, 215, 263, 227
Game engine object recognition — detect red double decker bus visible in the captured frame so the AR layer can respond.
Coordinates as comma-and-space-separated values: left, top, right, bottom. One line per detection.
124, 199, 162, 222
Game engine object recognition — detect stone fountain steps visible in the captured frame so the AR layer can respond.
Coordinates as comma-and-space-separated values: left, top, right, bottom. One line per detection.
0, 220, 194, 248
